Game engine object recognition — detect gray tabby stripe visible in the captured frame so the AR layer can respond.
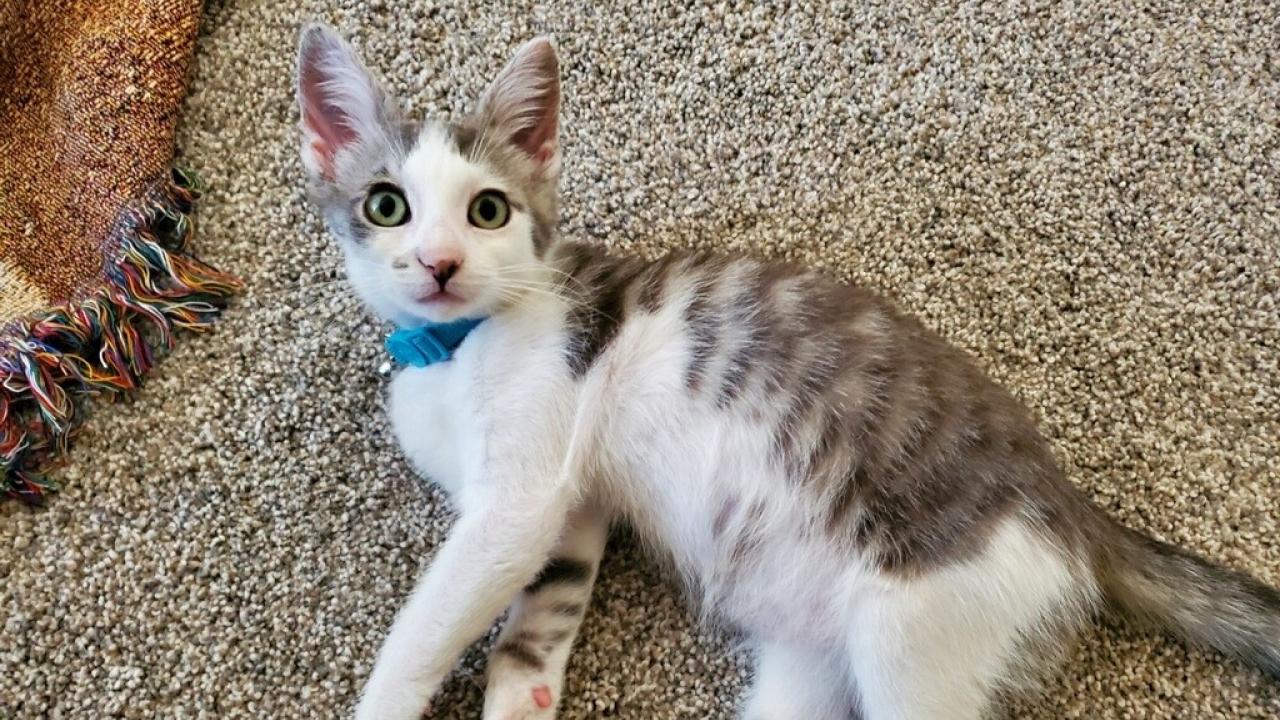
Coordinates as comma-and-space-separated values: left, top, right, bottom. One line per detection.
495, 641, 545, 671
546, 242, 1092, 574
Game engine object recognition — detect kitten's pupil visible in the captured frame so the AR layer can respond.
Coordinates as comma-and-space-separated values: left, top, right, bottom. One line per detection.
378, 195, 397, 218
478, 198, 496, 222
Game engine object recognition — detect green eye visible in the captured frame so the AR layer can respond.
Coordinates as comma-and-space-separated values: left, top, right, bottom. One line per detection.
468, 190, 510, 229
364, 186, 410, 227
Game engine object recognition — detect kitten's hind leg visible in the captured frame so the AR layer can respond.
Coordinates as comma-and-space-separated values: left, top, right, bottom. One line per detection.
847, 520, 1093, 720
483, 505, 608, 720
740, 642, 857, 720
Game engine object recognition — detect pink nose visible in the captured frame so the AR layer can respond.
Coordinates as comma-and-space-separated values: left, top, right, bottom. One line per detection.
417, 256, 461, 290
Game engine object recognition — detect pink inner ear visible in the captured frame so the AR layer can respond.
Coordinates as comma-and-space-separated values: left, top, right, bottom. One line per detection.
301, 80, 358, 147
307, 137, 335, 180
299, 52, 359, 172
532, 143, 556, 166
510, 89, 559, 162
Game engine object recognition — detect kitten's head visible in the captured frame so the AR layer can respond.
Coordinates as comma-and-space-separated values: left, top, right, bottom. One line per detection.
296, 24, 561, 325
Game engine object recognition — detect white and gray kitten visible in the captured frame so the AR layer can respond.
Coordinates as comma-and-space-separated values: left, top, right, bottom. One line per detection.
296, 24, 1280, 720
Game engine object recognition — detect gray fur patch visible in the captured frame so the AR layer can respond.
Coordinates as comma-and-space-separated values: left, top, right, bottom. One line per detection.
448, 119, 558, 257
307, 128, 416, 246
544, 244, 1099, 574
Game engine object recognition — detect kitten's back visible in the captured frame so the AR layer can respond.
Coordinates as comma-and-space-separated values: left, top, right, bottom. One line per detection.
552, 240, 1095, 573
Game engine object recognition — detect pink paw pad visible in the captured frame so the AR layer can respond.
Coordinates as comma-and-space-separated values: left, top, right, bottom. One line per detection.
532, 685, 553, 709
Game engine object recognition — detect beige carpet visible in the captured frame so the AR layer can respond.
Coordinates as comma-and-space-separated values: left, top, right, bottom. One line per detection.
3, 0, 1278, 717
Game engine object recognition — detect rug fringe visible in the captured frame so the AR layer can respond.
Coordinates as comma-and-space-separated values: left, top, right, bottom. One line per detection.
0, 168, 242, 503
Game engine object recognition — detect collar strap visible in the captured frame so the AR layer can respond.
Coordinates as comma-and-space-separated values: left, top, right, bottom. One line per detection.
385, 317, 486, 367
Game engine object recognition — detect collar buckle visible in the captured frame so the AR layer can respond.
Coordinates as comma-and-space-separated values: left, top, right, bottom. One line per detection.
384, 317, 486, 368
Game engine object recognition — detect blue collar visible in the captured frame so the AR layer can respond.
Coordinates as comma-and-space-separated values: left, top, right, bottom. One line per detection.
385, 317, 486, 367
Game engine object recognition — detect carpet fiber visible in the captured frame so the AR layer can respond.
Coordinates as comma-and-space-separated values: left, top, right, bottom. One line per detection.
2, 1, 1277, 717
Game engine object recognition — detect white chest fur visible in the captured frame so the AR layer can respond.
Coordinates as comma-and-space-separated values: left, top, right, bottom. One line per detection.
386, 305, 578, 513
387, 360, 478, 503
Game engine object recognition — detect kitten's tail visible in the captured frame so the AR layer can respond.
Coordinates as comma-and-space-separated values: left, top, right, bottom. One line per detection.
1099, 521, 1280, 676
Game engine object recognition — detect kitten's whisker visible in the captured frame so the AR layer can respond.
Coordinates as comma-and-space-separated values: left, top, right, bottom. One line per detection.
493, 283, 617, 324
475, 266, 596, 298
470, 125, 487, 163
499, 262, 594, 288
469, 120, 497, 165
490, 277, 590, 301
496, 282, 602, 317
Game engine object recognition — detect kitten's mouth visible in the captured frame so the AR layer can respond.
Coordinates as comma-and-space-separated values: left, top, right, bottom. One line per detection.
416, 290, 465, 306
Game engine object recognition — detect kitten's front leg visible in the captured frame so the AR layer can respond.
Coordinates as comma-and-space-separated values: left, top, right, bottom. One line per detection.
355, 482, 577, 720
484, 505, 608, 720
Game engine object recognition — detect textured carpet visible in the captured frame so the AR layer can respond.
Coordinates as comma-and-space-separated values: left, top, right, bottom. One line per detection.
2, 1, 1278, 718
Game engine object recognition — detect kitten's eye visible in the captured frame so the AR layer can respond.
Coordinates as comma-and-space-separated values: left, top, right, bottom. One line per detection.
467, 190, 509, 230
364, 186, 410, 227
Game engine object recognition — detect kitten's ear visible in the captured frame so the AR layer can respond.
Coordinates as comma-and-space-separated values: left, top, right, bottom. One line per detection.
475, 37, 561, 173
296, 23, 396, 180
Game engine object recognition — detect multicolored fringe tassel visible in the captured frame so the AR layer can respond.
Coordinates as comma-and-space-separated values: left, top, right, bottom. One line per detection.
0, 169, 242, 503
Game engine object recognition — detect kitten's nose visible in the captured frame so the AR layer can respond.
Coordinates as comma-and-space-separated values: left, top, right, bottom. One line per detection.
418, 256, 460, 290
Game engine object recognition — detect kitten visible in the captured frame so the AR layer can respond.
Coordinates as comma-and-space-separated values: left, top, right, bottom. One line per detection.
296, 24, 1280, 720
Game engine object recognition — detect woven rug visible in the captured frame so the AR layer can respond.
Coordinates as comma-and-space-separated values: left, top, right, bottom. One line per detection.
0, 0, 240, 500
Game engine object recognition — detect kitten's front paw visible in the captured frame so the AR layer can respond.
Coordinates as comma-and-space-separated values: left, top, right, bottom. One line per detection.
483, 665, 558, 720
